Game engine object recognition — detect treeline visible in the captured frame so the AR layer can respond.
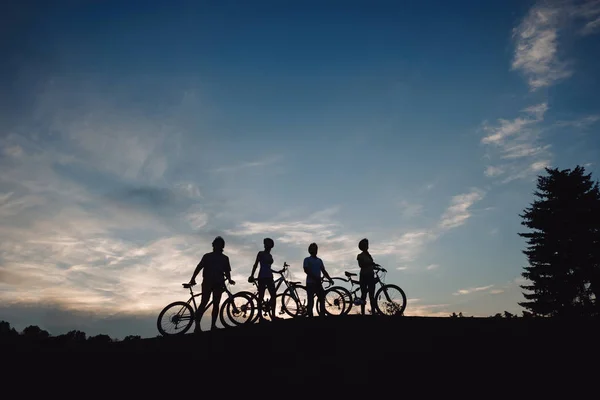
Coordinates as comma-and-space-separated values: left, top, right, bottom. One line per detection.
449, 311, 535, 319
0, 320, 142, 343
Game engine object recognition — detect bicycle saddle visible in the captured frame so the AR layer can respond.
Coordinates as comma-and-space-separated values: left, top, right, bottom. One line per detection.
345, 271, 357, 277
288, 281, 301, 285
182, 283, 193, 288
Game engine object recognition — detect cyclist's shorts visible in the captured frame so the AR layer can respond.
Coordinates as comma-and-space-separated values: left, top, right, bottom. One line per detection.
202, 280, 225, 295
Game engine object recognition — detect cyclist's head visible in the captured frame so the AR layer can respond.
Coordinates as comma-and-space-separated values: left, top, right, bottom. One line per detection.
263, 237, 274, 249
358, 238, 369, 251
308, 242, 318, 256
212, 236, 225, 251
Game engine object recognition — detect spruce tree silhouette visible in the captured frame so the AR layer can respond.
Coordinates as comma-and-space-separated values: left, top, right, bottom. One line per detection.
518, 165, 600, 317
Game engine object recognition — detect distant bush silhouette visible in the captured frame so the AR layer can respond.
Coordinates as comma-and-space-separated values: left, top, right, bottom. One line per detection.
56, 330, 87, 343
87, 334, 113, 344
0, 321, 19, 337
22, 325, 50, 339
518, 165, 600, 317
123, 335, 141, 341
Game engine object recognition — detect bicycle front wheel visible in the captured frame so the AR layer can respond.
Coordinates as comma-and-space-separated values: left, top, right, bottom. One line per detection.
282, 285, 309, 317
221, 292, 256, 328
157, 301, 194, 336
374, 284, 407, 316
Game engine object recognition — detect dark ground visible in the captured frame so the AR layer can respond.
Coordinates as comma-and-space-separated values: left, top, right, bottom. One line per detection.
3, 316, 598, 396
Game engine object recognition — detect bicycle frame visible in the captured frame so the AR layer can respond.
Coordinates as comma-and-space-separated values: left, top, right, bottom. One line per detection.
331, 268, 388, 306
249, 264, 303, 300
184, 282, 236, 316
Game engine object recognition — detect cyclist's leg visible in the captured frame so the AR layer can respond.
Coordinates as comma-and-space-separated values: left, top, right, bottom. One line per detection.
195, 281, 213, 332
359, 274, 368, 315
306, 282, 315, 317
316, 283, 326, 317
257, 278, 268, 321
210, 283, 224, 329
265, 278, 278, 319
368, 276, 376, 315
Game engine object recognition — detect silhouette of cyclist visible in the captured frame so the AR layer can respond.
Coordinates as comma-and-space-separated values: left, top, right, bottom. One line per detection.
188, 236, 235, 333
357, 238, 380, 315
248, 238, 284, 322
303, 242, 333, 317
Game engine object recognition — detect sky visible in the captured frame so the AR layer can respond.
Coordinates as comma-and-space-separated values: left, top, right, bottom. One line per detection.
1, 0, 600, 339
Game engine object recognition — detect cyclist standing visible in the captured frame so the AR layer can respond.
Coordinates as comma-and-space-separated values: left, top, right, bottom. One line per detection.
357, 238, 379, 315
188, 236, 235, 333
248, 237, 284, 321
303, 242, 334, 317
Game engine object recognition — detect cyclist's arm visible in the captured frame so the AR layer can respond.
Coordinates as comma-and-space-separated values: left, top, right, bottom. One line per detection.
358, 253, 378, 269
320, 262, 333, 282
190, 256, 205, 283
249, 252, 261, 278
224, 256, 233, 282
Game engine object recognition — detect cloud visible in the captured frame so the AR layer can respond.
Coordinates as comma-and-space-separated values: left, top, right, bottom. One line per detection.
481, 103, 547, 146
580, 15, 600, 34
426, 264, 439, 271
555, 114, 600, 129
211, 155, 282, 173
453, 284, 494, 296
174, 182, 203, 199
184, 204, 208, 230
570, 0, 600, 35
398, 200, 424, 219
438, 189, 486, 230
481, 103, 552, 183
511, 3, 571, 90
512, 0, 600, 90
402, 302, 453, 317
484, 166, 505, 177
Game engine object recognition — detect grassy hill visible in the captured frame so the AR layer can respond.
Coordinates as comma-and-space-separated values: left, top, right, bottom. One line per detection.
3, 315, 598, 394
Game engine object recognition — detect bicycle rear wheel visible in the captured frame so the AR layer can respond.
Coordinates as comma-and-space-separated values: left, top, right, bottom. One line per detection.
374, 284, 407, 316
221, 292, 256, 327
157, 301, 194, 336
316, 287, 347, 316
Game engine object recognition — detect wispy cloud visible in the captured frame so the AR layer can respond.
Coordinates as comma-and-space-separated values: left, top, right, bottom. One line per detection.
403, 301, 453, 317
438, 189, 486, 230
555, 114, 600, 129
512, 4, 571, 90
570, 0, 600, 36
512, 0, 600, 90
426, 264, 439, 271
481, 103, 551, 183
453, 284, 494, 296
481, 103, 547, 146
211, 155, 282, 173
398, 200, 424, 219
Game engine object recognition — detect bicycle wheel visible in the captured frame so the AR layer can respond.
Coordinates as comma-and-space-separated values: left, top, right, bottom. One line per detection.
221, 292, 256, 327
157, 301, 194, 336
282, 285, 308, 317
374, 284, 407, 316
278, 292, 300, 318
329, 286, 353, 315
315, 287, 347, 316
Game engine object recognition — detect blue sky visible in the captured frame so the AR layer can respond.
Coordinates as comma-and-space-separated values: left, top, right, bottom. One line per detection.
1, 0, 599, 339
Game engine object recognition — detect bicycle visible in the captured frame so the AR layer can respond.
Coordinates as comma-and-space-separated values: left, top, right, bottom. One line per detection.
328, 266, 407, 316
157, 281, 256, 336
233, 262, 306, 324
